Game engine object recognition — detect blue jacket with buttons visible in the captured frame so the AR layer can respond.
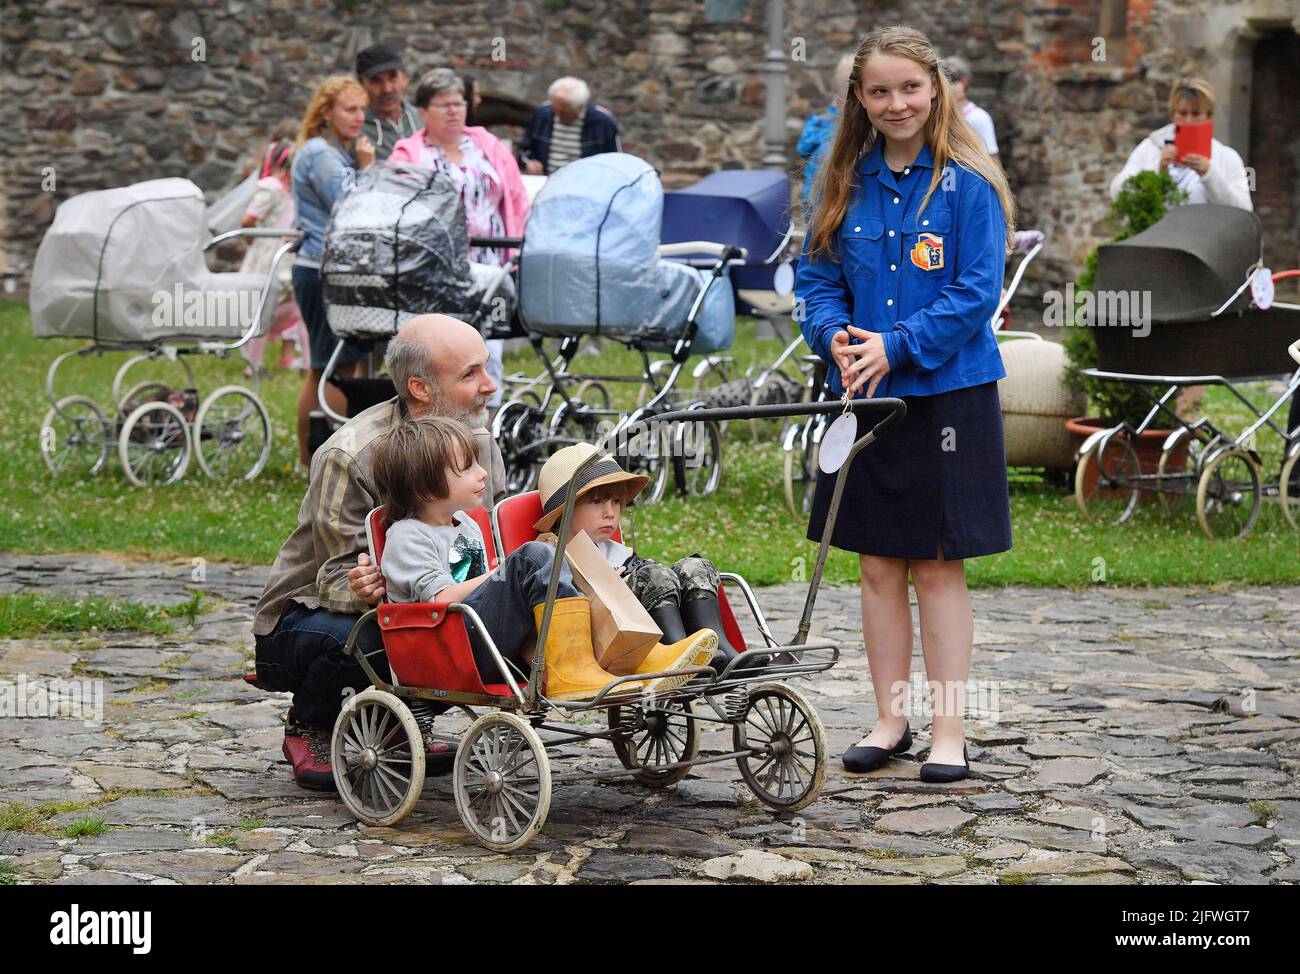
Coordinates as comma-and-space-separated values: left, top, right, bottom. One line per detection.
795, 140, 1007, 399
291, 136, 357, 264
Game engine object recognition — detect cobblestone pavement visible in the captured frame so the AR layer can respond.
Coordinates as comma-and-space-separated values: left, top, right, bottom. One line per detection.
2, 553, 1297, 885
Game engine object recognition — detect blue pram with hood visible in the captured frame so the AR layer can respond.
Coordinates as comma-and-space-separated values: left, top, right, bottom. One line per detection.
496, 152, 747, 500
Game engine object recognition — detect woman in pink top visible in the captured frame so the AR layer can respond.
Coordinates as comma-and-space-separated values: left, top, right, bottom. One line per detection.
389, 69, 530, 405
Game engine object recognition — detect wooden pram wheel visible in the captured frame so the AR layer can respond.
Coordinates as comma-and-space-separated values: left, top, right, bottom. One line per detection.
331, 689, 425, 827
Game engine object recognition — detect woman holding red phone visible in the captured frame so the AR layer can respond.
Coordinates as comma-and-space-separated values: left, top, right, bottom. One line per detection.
796, 25, 1015, 783
1108, 77, 1253, 211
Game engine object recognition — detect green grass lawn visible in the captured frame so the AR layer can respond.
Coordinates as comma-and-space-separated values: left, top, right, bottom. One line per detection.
2, 299, 1296, 588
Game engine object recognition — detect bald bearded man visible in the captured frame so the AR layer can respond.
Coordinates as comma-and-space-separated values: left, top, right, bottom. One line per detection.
252, 315, 506, 789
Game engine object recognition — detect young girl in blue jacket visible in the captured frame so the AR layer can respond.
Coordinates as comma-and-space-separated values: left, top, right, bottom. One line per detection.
796, 25, 1016, 783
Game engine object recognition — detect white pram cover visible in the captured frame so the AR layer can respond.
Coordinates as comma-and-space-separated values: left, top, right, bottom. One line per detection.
30, 178, 278, 343
518, 153, 734, 354
322, 164, 515, 340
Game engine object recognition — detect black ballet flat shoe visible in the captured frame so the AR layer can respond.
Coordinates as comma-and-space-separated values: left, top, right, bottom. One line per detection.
919, 743, 970, 783
842, 723, 912, 773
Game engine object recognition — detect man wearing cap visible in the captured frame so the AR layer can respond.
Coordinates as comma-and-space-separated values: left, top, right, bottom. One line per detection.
356, 42, 422, 163
252, 314, 505, 790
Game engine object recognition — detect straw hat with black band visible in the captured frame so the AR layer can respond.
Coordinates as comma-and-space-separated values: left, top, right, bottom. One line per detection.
533, 444, 650, 534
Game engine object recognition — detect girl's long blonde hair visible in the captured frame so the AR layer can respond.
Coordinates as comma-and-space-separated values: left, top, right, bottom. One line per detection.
296, 75, 367, 147
808, 25, 1015, 258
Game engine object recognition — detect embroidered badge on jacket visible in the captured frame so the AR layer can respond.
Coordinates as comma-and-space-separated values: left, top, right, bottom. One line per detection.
910, 232, 944, 271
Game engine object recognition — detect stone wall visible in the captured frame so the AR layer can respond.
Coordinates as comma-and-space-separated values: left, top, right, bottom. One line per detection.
3, 0, 1296, 301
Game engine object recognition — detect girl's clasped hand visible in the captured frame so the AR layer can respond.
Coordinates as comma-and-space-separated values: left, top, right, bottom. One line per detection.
830, 324, 892, 398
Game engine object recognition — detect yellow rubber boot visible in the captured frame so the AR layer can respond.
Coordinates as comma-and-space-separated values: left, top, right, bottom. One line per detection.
632, 629, 719, 692
533, 598, 643, 702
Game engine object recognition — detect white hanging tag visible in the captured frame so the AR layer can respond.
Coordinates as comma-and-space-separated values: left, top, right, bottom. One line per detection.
773, 260, 795, 297
1251, 267, 1274, 311
818, 392, 857, 473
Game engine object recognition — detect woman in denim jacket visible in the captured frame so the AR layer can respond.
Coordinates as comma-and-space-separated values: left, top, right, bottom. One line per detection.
290, 76, 375, 467
796, 26, 1016, 783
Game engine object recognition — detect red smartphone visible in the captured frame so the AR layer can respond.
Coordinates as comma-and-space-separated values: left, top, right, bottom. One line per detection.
1174, 121, 1212, 162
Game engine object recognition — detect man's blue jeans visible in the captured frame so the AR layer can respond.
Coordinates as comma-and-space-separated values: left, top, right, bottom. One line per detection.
255, 604, 389, 729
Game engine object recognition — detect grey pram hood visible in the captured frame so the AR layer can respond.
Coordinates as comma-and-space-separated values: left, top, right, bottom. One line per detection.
30, 177, 278, 343
517, 152, 734, 354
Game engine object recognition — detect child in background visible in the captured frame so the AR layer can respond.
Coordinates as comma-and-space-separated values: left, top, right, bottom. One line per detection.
374, 418, 714, 700
534, 443, 761, 676
240, 134, 310, 376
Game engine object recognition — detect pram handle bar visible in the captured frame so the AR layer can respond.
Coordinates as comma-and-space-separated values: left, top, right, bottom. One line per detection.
206, 227, 305, 247
468, 235, 524, 249
658, 241, 749, 261
649, 398, 905, 437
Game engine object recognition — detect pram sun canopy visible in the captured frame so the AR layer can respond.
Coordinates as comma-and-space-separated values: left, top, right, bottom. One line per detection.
1090, 205, 1298, 377
30, 177, 277, 343
323, 163, 497, 341
1095, 204, 1262, 324
518, 152, 734, 354
662, 170, 791, 283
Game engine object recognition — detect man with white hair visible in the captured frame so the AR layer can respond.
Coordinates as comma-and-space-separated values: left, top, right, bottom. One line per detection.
520, 76, 621, 175
252, 314, 506, 790
943, 56, 999, 160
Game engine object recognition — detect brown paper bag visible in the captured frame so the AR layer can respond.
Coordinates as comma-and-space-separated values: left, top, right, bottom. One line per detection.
563, 531, 662, 675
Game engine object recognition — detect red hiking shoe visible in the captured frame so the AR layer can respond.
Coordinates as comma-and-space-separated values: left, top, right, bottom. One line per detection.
282, 710, 336, 791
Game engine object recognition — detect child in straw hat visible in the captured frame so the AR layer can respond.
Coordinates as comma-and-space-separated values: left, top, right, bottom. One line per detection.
535, 443, 762, 676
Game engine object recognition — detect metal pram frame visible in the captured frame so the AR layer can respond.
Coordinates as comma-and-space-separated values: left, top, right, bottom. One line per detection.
330, 397, 907, 850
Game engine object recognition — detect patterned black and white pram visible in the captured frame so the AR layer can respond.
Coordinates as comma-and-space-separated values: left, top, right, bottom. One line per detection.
321, 163, 517, 342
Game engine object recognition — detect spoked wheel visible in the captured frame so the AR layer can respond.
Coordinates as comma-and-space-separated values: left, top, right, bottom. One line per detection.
331, 689, 425, 827
547, 399, 604, 447
454, 711, 552, 852
1156, 428, 1207, 515
1074, 430, 1141, 524
116, 380, 172, 416
193, 385, 271, 480
574, 380, 612, 411
619, 413, 670, 506
118, 400, 192, 487
1195, 448, 1261, 539
782, 419, 823, 517
39, 395, 111, 478
493, 400, 544, 494
672, 414, 723, 496
688, 356, 730, 398
608, 698, 699, 787
1280, 449, 1300, 531
734, 683, 826, 812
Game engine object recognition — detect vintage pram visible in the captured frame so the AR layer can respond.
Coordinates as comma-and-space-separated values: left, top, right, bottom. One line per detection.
492, 153, 747, 503
329, 398, 905, 850
30, 177, 296, 486
654, 169, 807, 413
309, 162, 520, 449
1073, 204, 1300, 538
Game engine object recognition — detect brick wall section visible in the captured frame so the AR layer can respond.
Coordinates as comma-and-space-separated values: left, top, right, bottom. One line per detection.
1, 0, 1291, 298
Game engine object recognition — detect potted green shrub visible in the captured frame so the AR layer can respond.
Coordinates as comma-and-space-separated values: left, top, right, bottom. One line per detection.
1063, 170, 1189, 476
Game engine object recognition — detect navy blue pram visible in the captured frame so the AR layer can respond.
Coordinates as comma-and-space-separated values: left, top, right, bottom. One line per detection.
661, 170, 797, 315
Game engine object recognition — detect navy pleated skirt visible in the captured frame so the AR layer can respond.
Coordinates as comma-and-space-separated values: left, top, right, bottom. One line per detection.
806, 381, 1012, 560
